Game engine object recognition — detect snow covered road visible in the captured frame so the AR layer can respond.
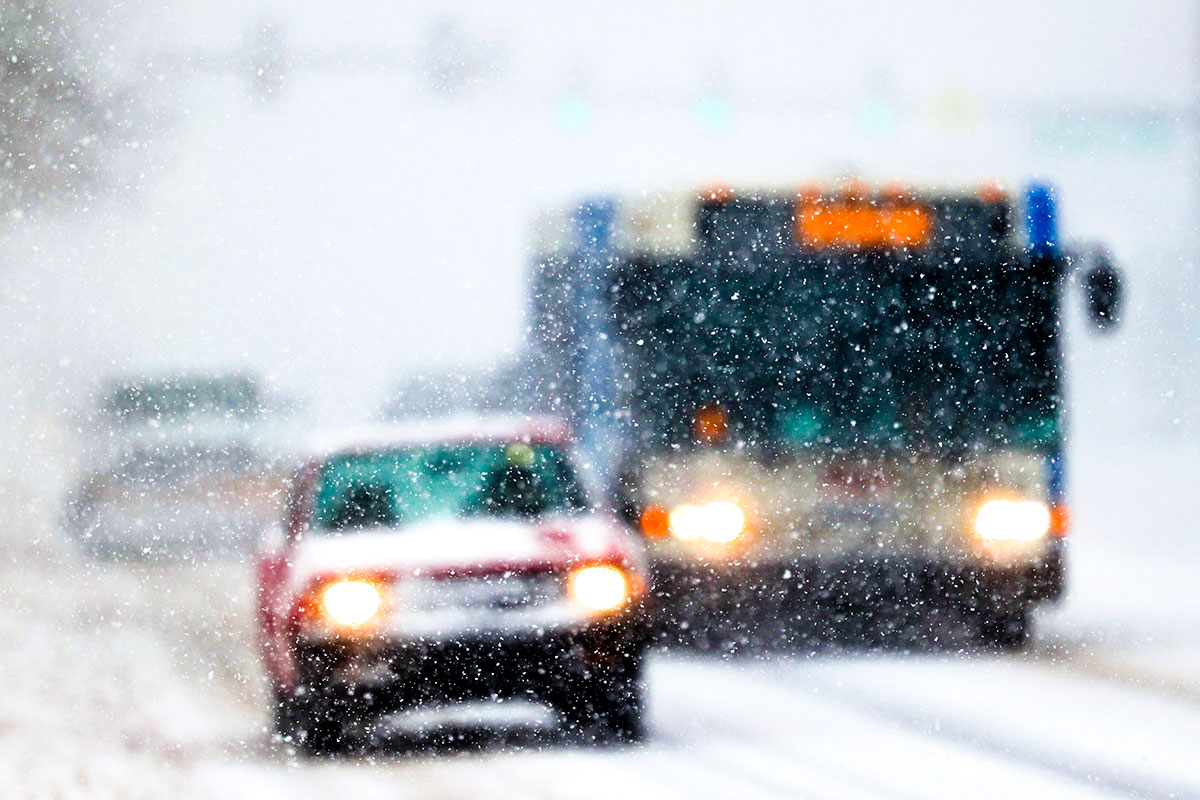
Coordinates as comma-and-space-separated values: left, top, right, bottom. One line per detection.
5, 555, 1198, 799
194, 650, 1200, 800
3, 443, 1199, 799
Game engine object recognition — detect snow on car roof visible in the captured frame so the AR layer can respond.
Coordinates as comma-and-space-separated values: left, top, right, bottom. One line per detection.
305, 414, 573, 458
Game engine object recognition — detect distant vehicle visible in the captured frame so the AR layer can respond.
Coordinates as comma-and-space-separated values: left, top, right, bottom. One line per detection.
382, 362, 527, 421
255, 418, 650, 754
527, 181, 1123, 650
65, 373, 291, 558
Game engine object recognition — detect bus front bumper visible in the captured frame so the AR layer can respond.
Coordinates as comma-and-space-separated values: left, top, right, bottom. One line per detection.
650, 544, 1065, 618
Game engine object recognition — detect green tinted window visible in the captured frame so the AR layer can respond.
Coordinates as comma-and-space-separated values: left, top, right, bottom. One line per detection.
312, 444, 586, 531
612, 251, 1061, 452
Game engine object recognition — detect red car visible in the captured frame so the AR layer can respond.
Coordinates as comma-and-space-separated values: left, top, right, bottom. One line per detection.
255, 418, 650, 754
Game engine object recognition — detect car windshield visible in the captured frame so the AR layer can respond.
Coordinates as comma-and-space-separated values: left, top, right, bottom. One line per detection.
311, 443, 587, 530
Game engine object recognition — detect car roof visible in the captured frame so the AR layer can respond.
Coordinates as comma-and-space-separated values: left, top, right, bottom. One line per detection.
304, 414, 574, 459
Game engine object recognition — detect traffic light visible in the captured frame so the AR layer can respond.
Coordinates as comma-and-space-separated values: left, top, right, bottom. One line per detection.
694, 93, 732, 133
555, 91, 593, 133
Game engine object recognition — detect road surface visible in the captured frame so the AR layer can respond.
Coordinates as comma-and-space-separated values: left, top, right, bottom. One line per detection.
2, 443, 1198, 799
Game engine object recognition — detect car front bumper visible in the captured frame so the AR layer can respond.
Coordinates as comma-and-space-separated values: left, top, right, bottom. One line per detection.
292, 611, 650, 711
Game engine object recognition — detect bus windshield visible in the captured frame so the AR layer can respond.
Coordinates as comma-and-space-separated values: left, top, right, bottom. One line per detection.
612, 209, 1062, 453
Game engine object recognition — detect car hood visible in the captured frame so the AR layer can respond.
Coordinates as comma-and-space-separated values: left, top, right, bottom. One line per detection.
288, 514, 636, 591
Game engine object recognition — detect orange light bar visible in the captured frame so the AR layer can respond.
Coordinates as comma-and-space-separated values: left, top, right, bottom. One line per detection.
840, 178, 869, 203
795, 202, 932, 249
795, 183, 822, 205
880, 180, 912, 202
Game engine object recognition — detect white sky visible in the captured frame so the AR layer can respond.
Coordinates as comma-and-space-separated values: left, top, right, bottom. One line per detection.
1, 0, 1195, 427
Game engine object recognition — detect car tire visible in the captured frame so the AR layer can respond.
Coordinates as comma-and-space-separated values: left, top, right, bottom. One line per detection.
274, 688, 342, 756
976, 605, 1031, 651
555, 658, 647, 745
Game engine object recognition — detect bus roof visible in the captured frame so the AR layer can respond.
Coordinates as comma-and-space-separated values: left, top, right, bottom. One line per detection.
531, 180, 1034, 259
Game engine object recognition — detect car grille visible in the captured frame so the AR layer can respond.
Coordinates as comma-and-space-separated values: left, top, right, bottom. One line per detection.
394, 573, 564, 613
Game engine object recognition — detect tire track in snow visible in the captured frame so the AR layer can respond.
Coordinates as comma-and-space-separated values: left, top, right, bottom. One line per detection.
662, 655, 1138, 800
649, 658, 920, 799
761, 661, 1190, 800
1026, 633, 1200, 709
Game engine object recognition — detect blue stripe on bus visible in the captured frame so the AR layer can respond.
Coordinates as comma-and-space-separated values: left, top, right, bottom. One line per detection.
573, 197, 620, 485
1047, 451, 1065, 503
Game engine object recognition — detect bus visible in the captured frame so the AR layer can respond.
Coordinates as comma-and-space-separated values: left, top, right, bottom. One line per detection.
526, 181, 1121, 649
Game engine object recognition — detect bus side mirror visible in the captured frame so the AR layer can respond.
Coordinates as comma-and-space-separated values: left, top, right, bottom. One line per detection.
1083, 255, 1122, 331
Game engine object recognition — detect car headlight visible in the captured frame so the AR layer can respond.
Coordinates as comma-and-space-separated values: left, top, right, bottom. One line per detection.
668, 500, 746, 543
568, 564, 631, 613
974, 499, 1051, 542
319, 578, 384, 630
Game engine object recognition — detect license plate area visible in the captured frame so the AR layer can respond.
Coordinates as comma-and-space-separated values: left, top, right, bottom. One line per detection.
396, 574, 563, 613
807, 501, 901, 547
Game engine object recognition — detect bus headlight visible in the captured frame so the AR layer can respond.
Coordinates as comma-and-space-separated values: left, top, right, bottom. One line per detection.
568, 564, 631, 613
319, 578, 384, 630
669, 500, 746, 543
974, 499, 1052, 542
